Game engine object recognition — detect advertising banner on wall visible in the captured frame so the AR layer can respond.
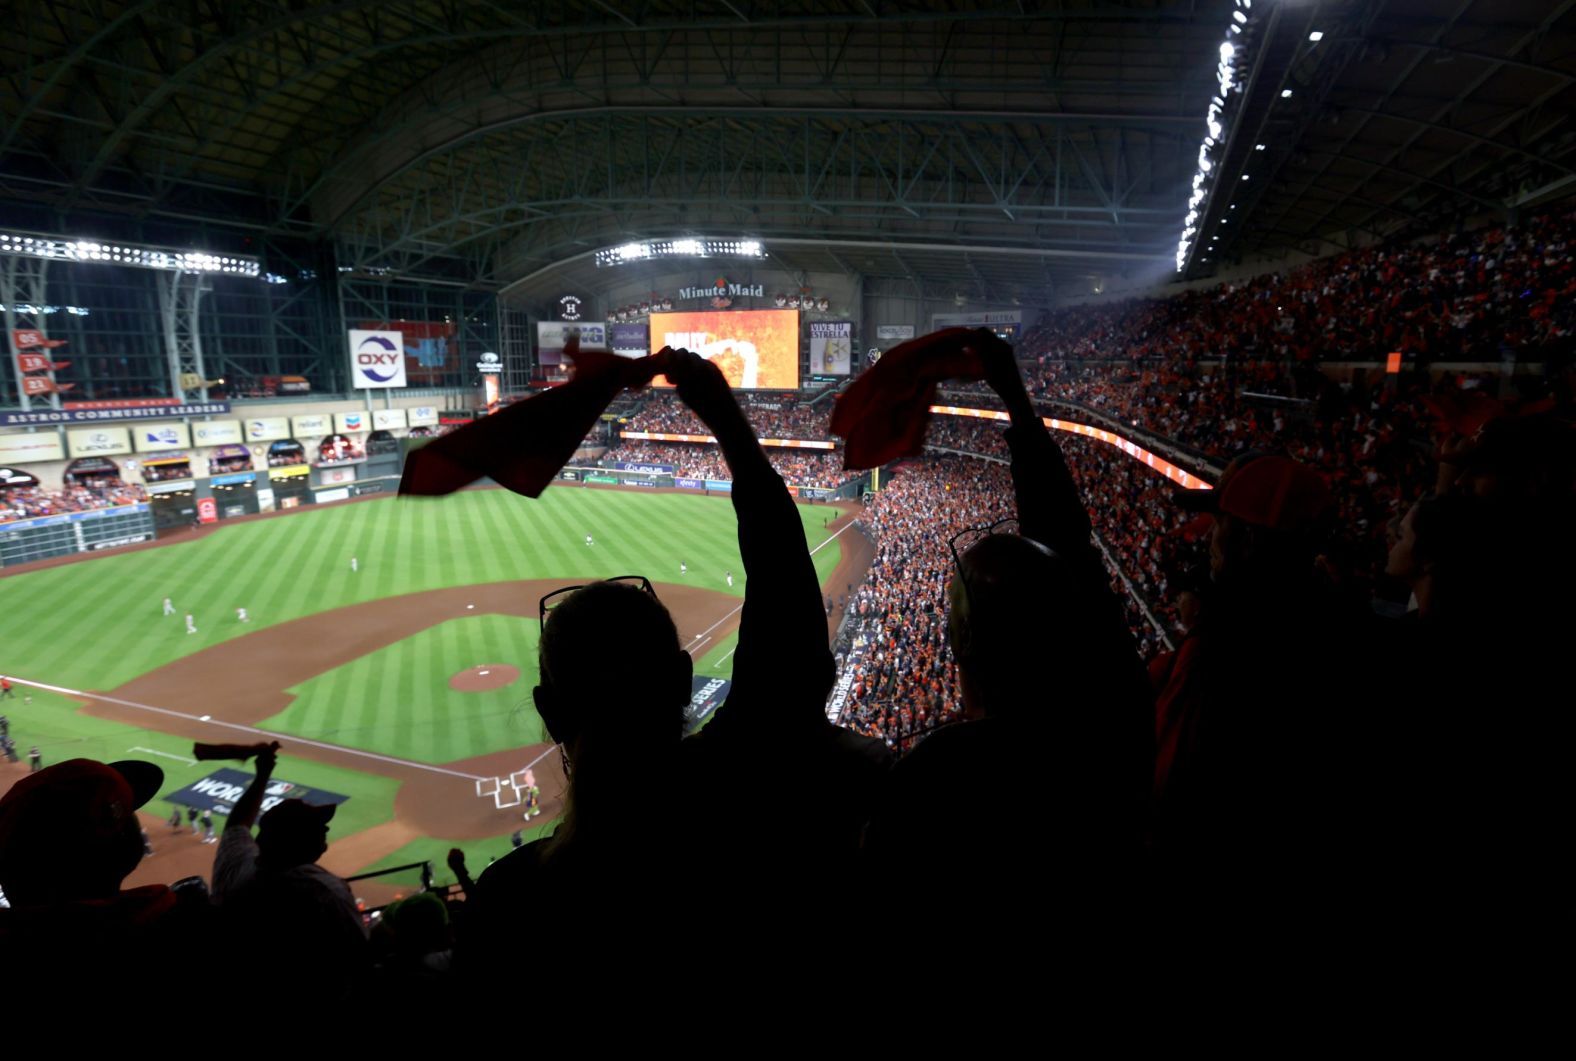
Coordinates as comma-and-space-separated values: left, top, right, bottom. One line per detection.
66, 426, 131, 457
246, 417, 291, 442
610, 323, 648, 357
334, 411, 369, 434
291, 413, 331, 437
930, 309, 1022, 329
191, 420, 242, 446
348, 329, 408, 389
133, 422, 191, 453
876, 324, 916, 341
407, 406, 439, 427
1, 402, 229, 426
536, 321, 608, 365
0, 431, 65, 463
355, 319, 456, 386
372, 408, 407, 430
808, 321, 853, 375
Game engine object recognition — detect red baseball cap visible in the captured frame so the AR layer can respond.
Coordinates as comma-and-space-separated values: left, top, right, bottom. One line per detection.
0, 759, 163, 876
1175, 452, 1331, 532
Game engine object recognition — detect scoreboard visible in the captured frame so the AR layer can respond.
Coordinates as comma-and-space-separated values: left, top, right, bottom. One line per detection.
0, 503, 156, 567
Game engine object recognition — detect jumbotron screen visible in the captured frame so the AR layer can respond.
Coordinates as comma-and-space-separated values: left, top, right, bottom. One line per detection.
648, 309, 799, 389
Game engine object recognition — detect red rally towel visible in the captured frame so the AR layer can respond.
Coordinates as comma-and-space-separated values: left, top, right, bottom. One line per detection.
400, 341, 667, 498
829, 328, 987, 470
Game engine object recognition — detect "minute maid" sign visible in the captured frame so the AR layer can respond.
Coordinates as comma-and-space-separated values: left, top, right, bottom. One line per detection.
677, 277, 764, 300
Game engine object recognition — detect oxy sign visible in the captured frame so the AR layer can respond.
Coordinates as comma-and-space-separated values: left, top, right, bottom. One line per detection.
349, 329, 407, 389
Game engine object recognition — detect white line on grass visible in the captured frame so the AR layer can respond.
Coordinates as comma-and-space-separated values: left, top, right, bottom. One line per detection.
130, 746, 197, 765
10, 677, 484, 782
680, 519, 855, 652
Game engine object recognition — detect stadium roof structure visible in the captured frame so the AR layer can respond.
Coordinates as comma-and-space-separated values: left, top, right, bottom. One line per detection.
2, 0, 1573, 299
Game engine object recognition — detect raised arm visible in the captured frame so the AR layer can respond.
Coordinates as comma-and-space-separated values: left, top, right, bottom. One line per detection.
967, 330, 1097, 563
666, 350, 834, 731
225, 742, 279, 831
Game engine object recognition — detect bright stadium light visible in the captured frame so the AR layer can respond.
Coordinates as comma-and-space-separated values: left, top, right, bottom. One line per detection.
0, 229, 261, 277
1176, 1, 1263, 272
595, 237, 767, 267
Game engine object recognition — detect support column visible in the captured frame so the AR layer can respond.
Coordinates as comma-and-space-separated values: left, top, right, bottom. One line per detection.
157, 268, 212, 401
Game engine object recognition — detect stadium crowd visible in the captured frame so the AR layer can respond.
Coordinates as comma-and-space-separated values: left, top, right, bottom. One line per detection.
836, 456, 1013, 750
595, 439, 859, 488
0, 480, 148, 523
3, 207, 1571, 1006
625, 392, 831, 439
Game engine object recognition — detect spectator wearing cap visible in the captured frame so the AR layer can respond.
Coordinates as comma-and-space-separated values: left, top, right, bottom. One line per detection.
1153, 452, 1378, 924
211, 742, 367, 995
0, 759, 210, 1002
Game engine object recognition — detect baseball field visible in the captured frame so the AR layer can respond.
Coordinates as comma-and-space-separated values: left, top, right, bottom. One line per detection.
0, 483, 862, 900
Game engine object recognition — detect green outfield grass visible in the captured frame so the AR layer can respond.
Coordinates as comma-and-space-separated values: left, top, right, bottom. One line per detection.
0, 485, 839, 693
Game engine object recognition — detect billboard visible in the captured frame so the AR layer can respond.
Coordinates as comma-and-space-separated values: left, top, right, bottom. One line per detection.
648, 309, 799, 389
537, 321, 608, 366
1, 401, 229, 426
334, 411, 369, 434
246, 416, 291, 442
349, 329, 407, 389
372, 408, 407, 430
0, 431, 65, 463
134, 422, 190, 453
67, 426, 131, 457
291, 413, 331, 437
610, 323, 648, 357
407, 406, 439, 427
808, 321, 853, 375
191, 419, 242, 446
352, 320, 458, 385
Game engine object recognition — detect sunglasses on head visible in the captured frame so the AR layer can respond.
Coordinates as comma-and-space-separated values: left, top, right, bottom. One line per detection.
538, 575, 657, 622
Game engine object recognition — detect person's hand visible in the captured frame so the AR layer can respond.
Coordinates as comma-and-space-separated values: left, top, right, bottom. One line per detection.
446, 847, 468, 874
661, 347, 747, 434
961, 328, 1028, 405
254, 741, 280, 776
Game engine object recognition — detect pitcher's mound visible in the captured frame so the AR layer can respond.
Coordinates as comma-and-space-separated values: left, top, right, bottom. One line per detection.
449, 664, 521, 692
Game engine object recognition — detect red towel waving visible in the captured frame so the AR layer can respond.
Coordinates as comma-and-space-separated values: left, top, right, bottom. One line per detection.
400, 341, 667, 498
830, 328, 988, 470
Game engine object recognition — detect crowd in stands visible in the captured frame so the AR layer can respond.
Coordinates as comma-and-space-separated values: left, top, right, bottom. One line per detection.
208, 455, 252, 475
625, 392, 831, 440
596, 439, 859, 488
0, 480, 147, 522
1021, 200, 1575, 370
837, 456, 1013, 750
266, 449, 308, 467
318, 437, 365, 463
140, 462, 193, 483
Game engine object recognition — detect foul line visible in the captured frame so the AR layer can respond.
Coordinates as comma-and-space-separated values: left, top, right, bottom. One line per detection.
681, 520, 856, 653
130, 746, 197, 766
11, 677, 484, 782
